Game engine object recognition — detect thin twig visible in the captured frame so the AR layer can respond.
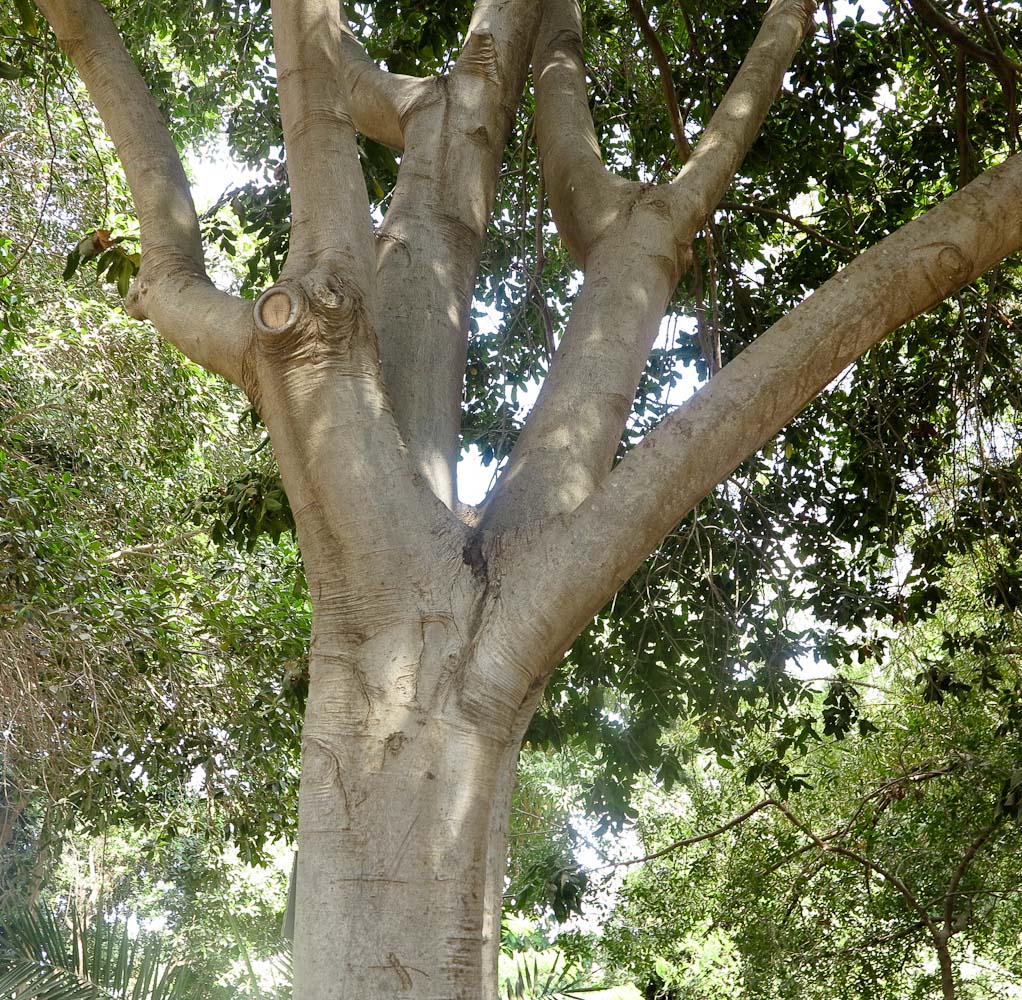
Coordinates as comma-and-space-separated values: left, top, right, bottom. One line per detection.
943, 821, 1002, 931
954, 48, 979, 187
0, 66, 61, 280
970, 0, 1019, 148
527, 173, 555, 359
67, 84, 111, 223
101, 529, 205, 563
594, 798, 780, 871
717, 199, 854, 254
704, 224, 721, 374
626, 0, 692, 164
0, 402, 70, 430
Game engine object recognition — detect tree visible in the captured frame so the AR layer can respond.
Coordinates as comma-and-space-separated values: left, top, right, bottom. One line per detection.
1, 900, 233, 1000
600, 685, 1022, 1000
8, 0, 1022, 996
597, 532, 1022, 1000
1, 819, 294, 1000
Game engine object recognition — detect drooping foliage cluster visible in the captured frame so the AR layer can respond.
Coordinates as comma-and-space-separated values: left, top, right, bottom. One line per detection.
1, 46, 307, 890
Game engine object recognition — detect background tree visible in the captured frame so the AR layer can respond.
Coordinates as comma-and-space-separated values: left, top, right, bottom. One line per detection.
0, 821, 294, 999
599, 545, 1022, 1000
1, 64, 307, 894
2, 0, 1022, 998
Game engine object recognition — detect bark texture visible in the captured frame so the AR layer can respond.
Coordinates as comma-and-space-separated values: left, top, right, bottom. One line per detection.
33, 0, 1022, 997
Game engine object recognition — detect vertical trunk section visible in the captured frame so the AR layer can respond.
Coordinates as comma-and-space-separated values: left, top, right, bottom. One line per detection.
936, 941, 957, 1000
480, 746, 519, 1000
292, 619, 520, 1000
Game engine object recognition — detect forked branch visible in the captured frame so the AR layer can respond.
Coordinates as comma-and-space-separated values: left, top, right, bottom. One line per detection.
487, 153, 1022, 672
907, 0, 1021, 73
771, 801, 941, 935
34, 0, 248, 385
943, 821, 1002, 931
486, 0, 814, 528
339, 5, 431, 152
457, 0, 544, 116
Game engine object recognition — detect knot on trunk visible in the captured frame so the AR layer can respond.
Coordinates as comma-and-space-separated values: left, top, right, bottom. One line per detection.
253, 267, 370, 368
934, 242, 972, 285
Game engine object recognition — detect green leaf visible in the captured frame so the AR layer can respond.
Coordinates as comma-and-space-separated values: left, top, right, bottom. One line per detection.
14, 0, 39, 35
0, 902, 206, 1000
116, 261, 132, 298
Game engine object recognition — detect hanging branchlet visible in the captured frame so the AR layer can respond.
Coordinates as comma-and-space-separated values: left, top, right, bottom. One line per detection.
528, 174, 555, 360
626, 0, 693, 165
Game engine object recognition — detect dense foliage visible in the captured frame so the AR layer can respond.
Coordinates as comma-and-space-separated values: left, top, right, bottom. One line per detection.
597, 551, 1022, 997
1, 72, 307, 883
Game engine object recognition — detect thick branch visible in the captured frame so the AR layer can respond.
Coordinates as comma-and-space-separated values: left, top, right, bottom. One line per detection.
532, 0, 631, 264
669, 0, 818, 228
480, 0, 650, 526
246, 268, 464, 620
456, 0, 543, 114
126, 278, 251, 387
373, 0, 542, 507
35, 0, 247, 385
339, 6, 431, 152
35, 0, 200, 272
271, 0, 375, 282
482, 198, 683, 529
485, 154, 1022, 681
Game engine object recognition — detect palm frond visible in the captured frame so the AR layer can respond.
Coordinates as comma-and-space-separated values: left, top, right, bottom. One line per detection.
0, 902, 207, 1000
502, 951, 594, 1000
0, 960, 95, 1000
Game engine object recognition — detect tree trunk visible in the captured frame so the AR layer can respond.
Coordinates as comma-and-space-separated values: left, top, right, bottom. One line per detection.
936, 940, 956, 1000
236, 231, 553, 1000
292, 618, 521, 1000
